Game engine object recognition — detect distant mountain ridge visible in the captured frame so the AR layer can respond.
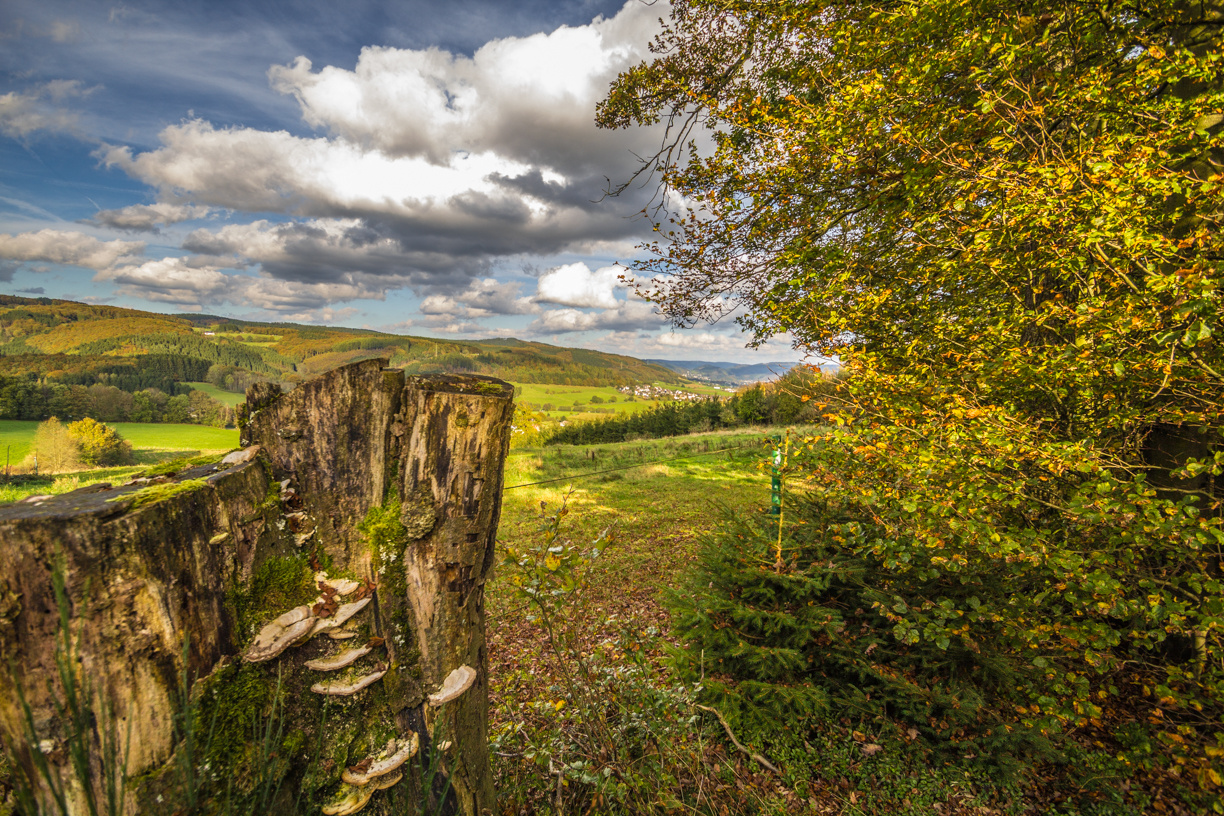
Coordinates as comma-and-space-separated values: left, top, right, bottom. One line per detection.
646, 358, 814, 384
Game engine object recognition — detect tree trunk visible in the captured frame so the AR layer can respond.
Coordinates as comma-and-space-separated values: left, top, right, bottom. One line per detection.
0, 360, 512, 816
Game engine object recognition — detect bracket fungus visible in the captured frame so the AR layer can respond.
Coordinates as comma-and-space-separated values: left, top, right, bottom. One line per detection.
311, 666, 387, 696
244, 579, 369, 663
243, 605, 317, 663
321, 786, 373, 816
372, 772, 402, 791
304, 643, 373, 672
340, 734, 419, 787
221, 445, 260, 466
316, 574, 361, 597
310, 597, 372, 637
429, 665, 477, 706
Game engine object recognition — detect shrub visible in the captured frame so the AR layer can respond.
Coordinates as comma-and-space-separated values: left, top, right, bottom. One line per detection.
67, 418, 133, 466
673, 419, 1224, 809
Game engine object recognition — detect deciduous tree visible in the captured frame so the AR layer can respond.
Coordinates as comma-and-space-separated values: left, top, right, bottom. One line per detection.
67, 417, 133, 467
602, 0, 1224, 801
28, 417, 81, 474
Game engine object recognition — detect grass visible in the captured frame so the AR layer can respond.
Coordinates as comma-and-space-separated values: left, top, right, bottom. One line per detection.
512, 383, 658, 418
0, 420, 39, 466
512, 381, 729, 423
184, 382, 246, 407
488, 429, 782, 814
0, 422, 237, 471
655, 380, 731, 397
108, 422, 237, 453
487, 428, 1017, 815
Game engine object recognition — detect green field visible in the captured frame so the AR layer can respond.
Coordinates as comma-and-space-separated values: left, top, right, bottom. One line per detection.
185, 382, 246, 407
513, 383, 647, 412
0, 420, 38, 466
111, 422, 238, 453
0, 419, 237, 466
660, 380, 729, 397
0, 420, 239, 503
512, 381, 732, 424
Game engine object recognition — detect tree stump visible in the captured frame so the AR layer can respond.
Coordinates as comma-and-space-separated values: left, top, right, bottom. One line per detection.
0, 359, 512, 816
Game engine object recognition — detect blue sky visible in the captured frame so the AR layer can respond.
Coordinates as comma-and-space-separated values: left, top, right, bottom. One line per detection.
0, 0, 797, 363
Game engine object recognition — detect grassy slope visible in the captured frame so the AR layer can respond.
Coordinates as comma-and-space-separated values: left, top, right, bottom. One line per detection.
0, 420, 38, 464
489, 430, 1001, 815
109, 422, 237, 452
489, 432, 772, 811
185, 382, 246, 406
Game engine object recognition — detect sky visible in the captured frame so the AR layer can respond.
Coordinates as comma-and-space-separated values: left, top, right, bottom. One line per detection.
0, 0, 799, 364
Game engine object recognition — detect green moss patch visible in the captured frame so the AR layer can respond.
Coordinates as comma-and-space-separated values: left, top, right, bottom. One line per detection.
227, 554, 317, 644
114, 478, 210, 509
197, 661, 277, 770
140, 453, 227, 478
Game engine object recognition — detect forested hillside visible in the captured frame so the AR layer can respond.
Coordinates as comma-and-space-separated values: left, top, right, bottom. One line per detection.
0, 296, 686, 422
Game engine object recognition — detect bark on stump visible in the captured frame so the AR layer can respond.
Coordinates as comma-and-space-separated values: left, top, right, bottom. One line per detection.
0, 359, 512, 816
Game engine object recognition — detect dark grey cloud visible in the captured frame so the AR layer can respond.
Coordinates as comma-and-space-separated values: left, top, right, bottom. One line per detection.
488, 170, 609, 213
420, 279, 538, 318
181, 219, 491, 287
89, 202, 210, 232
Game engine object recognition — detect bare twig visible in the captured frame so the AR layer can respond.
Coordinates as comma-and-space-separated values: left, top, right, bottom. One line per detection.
693, 704, 781, 775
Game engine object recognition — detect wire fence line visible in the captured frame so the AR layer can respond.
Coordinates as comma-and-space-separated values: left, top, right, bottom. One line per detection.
502, 443, 761, 491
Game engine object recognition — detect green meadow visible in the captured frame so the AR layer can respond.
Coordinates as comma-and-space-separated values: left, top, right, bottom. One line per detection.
0, 420, 238, 503
110, 422, 238, 453
511, 381, 726, 423
0, 420, 39, 466
512, 382, 649, 413
185, 381, 246, 407
489, 431, 770, 810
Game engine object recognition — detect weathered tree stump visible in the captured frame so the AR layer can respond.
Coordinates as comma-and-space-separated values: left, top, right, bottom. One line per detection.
0, 360, 513, 816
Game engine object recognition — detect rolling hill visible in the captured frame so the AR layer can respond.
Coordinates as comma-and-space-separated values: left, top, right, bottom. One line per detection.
0, 296, 685, 395
645, 358, 822, 384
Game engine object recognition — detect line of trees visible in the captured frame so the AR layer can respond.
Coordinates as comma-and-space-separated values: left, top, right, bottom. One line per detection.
0, 353, 211, 394
73, 333, 282, 373
0, 375, 234, 427
545, 368, 833, 445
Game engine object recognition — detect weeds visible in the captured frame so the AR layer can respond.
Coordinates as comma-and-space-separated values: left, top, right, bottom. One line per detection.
494, 494, 772, 815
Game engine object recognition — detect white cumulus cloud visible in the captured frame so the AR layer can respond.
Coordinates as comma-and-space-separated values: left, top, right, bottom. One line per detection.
420, 278, 538, 318
266, 3, 660, 171
92, 1, 668, 293
534, 261, 623, 308
98, 255, 388, 313
0, 229, 144, 270
97, 257, 234, 306
528, 298, 658, 334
